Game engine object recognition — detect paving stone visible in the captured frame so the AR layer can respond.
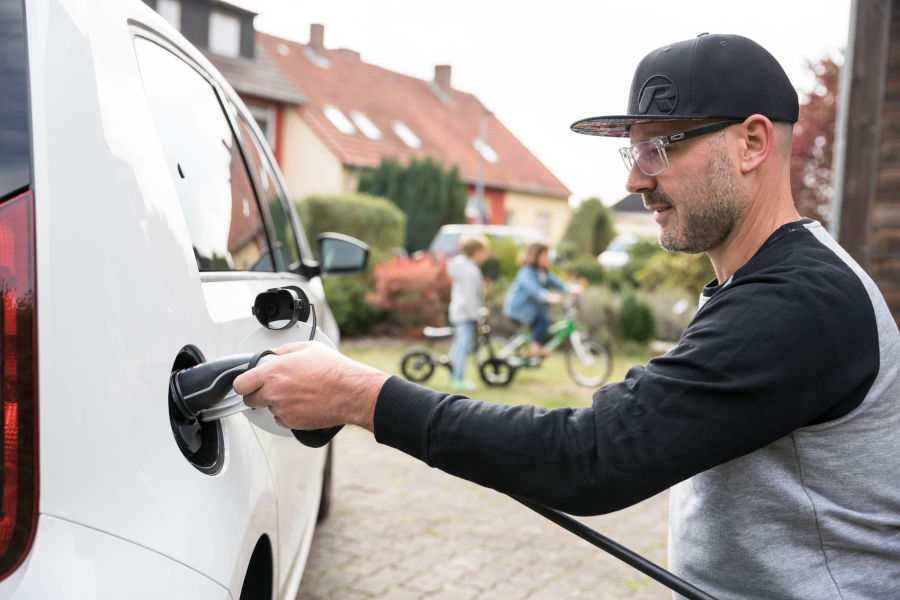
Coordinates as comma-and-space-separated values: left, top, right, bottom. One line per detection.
296, 426, 671, 599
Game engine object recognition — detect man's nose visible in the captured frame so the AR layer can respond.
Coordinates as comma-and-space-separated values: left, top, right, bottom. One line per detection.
625, 163, 657, 195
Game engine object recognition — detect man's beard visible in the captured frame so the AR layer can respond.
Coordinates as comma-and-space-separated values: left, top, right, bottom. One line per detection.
648, 139, 749, 254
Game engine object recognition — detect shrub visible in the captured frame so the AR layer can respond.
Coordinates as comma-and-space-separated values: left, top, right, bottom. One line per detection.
358, 157, 466, 253
366, 254, 451, 333
295, 192, 406, 259
573, 285, 620, 343
564, 256, 606, 285
558, 197, 615, 260
619, 293, 657, 343
322, 275, 382, 338
640, 287, 696, 342
634, 251, 716, 296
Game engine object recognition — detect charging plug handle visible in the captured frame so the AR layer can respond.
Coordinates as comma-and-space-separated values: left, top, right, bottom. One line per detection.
170, 350, 342, 447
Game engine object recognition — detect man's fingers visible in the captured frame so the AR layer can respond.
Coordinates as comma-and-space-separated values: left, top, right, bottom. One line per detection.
233, 367, 264, 397
273, 342, 310, 355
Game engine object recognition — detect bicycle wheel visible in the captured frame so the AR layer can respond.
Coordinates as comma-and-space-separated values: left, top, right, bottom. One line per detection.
475, 334, 517, 365
400, 348, 436, 383
479, 358, 517, 387
566, 338, 612, 387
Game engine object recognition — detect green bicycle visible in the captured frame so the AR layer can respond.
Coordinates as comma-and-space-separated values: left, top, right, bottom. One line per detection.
479, 296, 612, 388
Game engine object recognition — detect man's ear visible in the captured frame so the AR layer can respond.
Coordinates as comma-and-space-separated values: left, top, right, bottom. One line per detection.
738, 114, 774, 174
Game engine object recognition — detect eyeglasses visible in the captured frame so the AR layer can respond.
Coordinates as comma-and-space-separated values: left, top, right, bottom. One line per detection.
619, 120, 741, 176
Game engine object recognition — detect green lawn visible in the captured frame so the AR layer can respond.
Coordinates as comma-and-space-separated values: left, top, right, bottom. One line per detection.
340, 336, 658, 410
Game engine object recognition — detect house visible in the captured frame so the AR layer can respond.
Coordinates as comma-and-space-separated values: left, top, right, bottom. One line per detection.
141, 0, 573, 244
831, 0, 900, 326
608, 193, 657, 239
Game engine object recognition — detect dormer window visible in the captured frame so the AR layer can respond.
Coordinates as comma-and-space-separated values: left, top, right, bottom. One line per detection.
157, 0, 181, 29
209, 11, 240, 58
350, 111, 381, 140
392, 121, 421, 148
474, 139, 499, 163
323, 106, 356, 135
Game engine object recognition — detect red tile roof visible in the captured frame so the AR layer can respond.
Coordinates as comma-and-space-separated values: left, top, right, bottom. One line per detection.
258, 32, 571, 199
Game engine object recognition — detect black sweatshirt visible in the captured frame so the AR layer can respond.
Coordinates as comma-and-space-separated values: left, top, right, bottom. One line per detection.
373, 219, 883, 516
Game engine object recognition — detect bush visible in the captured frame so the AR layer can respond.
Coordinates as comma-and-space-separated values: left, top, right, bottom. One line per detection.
634, 251, 715, 296
575, 285, 620, 342
322, 275, 382, 338
564, 256, 606, 285
558, 197, 615, 260
619, 294, 657, 343
365, 254, 451, 333
358, 157, 466, 253
296, 193, 406, 260
640, 287, 696, 342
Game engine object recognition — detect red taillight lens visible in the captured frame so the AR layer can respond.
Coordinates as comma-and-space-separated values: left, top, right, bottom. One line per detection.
0, 191, 37, 579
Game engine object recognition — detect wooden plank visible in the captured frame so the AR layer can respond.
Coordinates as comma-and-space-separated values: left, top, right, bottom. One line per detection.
836, 0, 892, 268
885, 77, 900, 102
874, 200, 900, 227
871, 229, 900, 258
879, 136, 900, 162
869, 258, 900, 286
876, 166, 900, 194
883, 106, 900, 136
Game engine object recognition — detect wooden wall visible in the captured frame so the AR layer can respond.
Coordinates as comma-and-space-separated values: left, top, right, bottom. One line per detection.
835, 0, 900, 326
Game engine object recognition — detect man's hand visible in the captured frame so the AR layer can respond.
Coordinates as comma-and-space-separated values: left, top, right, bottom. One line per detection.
232, 341, 390, 433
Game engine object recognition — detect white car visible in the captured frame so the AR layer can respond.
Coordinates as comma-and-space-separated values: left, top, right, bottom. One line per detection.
0, 1, 367, 597
597, 233, 640, 270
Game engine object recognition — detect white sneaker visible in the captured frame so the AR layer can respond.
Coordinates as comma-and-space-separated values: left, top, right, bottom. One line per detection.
450, 378, 477, 391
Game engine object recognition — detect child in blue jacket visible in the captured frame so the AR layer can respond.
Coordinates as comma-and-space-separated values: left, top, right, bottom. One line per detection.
503, 242, 571, 358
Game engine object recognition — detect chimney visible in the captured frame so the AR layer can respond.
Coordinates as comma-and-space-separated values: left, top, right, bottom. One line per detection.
309, 23, 325, 54
434, 64, 452, 94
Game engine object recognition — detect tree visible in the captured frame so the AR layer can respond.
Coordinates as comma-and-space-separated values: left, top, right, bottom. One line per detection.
557, 197, 616, 260
358, 157, 467, 253
791, 54, 841, 228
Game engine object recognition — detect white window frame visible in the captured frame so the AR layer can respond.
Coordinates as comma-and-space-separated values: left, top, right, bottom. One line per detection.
474, 138, 499, 163
323, 106, 356, 135
392, 121, 421, 148
208, 11, 241, 58
350, 111, 381, 140
247, 103, 277, 149
157, 0, 181, 30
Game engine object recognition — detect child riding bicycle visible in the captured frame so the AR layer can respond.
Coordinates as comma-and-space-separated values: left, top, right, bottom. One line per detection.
503, 242, 577, 359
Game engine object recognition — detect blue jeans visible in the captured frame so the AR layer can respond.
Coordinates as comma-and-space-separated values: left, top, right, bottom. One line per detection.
531, 310, 549, 343
450, 321, 476, 380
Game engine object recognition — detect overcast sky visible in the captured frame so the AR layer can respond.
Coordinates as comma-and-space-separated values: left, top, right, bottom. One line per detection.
231, 0, 852, 206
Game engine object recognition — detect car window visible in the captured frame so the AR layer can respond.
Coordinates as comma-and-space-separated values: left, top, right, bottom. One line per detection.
0, 1, 30, 201
133, 37, 273, 272
233, 114, 301, 272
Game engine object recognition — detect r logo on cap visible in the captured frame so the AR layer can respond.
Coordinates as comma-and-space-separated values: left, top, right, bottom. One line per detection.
638, 76, 678, 114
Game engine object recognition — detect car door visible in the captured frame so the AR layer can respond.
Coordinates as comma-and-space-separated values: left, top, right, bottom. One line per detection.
132, 32, 324, 592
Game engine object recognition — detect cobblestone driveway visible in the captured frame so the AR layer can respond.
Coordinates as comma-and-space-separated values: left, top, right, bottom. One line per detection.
296, 426, 672, 599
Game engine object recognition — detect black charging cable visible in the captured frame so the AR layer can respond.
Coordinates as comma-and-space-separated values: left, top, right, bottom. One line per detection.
513, 496, 719, 600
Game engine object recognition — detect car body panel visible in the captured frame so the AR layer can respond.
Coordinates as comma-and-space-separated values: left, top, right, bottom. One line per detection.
15, 0, 337, 596
0, 516, 230, 600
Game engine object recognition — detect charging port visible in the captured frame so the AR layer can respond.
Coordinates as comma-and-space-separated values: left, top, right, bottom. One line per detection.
169, 346, 224, 475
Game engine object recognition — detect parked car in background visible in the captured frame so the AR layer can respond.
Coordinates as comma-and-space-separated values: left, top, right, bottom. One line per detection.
597, 233, 640, 270
429, 224, 552, 258
0, 1, 367, 597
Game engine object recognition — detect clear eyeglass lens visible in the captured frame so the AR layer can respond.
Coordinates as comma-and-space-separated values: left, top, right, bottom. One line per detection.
632, 140, 667, 176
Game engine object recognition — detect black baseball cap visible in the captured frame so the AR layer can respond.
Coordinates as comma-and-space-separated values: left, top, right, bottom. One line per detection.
571, 33, 799, 138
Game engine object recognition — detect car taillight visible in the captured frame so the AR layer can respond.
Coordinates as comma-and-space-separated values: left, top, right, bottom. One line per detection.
0, 191, 37, 579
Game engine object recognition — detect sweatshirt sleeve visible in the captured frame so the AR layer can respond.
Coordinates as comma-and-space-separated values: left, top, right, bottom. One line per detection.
374, 268, 879, 516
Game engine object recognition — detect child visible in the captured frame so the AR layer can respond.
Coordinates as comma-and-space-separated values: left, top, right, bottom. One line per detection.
446, 234, 490, 391
503, 242, 571, 358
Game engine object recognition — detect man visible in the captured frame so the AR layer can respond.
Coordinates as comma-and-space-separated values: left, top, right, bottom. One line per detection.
234, 34, 900, 598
